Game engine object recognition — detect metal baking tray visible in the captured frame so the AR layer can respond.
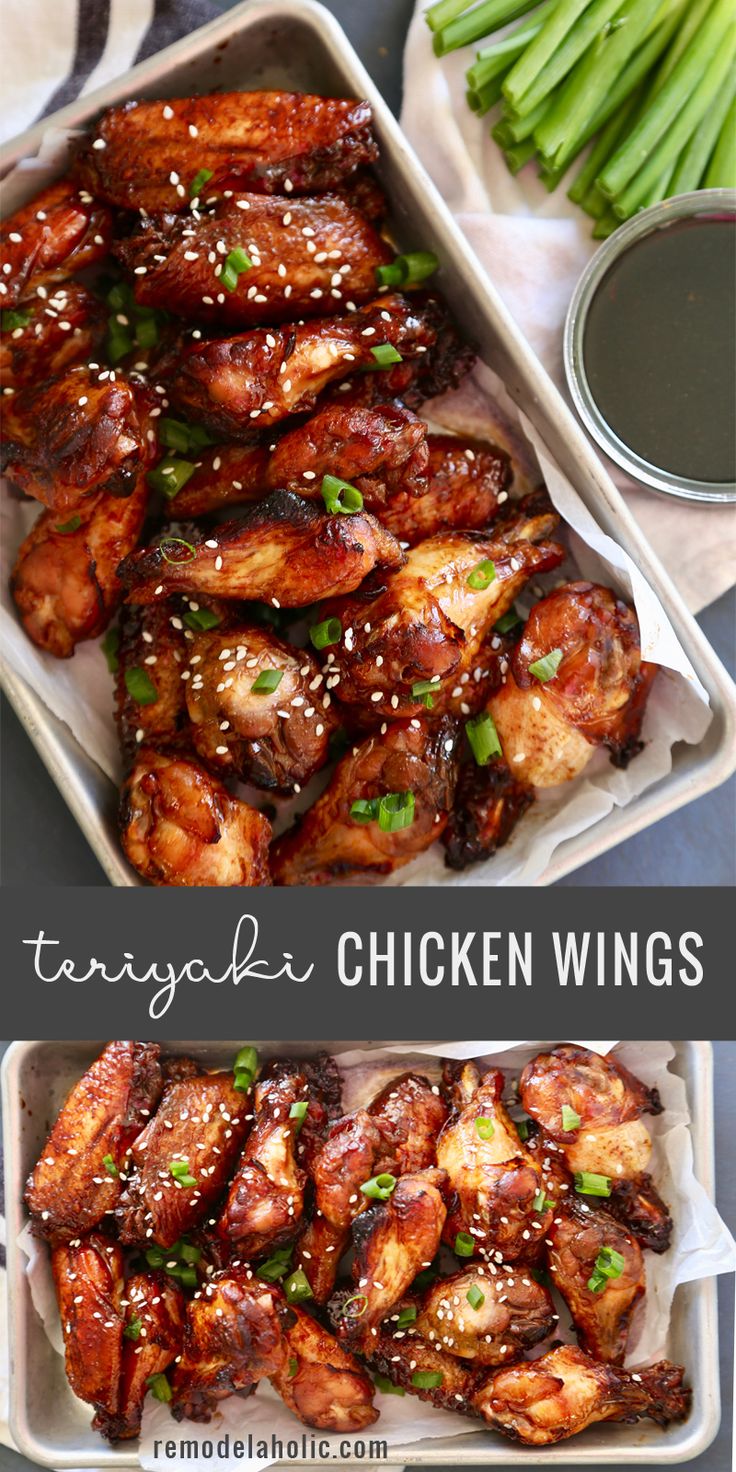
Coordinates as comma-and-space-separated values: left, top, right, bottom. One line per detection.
1, 0, 735, 888
1, 1039, 720, 1466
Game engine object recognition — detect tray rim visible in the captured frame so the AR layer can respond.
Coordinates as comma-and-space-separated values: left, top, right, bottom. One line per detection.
1, 1037, 721, 1467
1, 0, 735, 891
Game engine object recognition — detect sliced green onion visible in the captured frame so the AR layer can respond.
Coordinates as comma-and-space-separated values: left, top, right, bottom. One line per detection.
475, 1116, 495, 1141
99, 628, 119, 679
251, 669, 283, 694
124, 667, 159, 706
411, 678, 437, 709
465, 711, 502, 766
288, 1357, 299, 1378
102, 1153, 119, 1177
233, 1045, 258, 1092
411, 1370, 443, 1389
574, 1171, 612, 1197
350, 798, 379, 823
378, 791, 415, 833
467, 558, 496, 591
220, 246, 253, 292
135, 314, 159, 350
341, 1292, 368, 1318
289, 1100, 308, 1122
124, 1316, 142, 1340
179, 1241, 201, 1265
310, 617, 342, 650
374, 1372, 405, 1395
174, 1264, 198, 1289
147, 457, 197, 499
159, 536, 196, 565
284, 1269, 314, 1304
397, 1304, 418, 1328
376, 250, 439, 287
321, 474, 364, 514
588, 1244, 625, 1292
145, 1246, 166, 1269
528, 648, 563, 682
146, 1373, 172, 1403
495, 606, 523, 634
190, 167, 214, 198
54, 515, 82, 535
107, 318, 134, 364
169, 1160, 197, 1188
532, 1189, 554, 1212
107, 282, 133, 312
374, 262, 404, 288
454, 1232, 475, 1257
183, 606, 221, 632
159, 418, 194, 454
369, 342, 403, 366
561, 1104, 581, 1132
466, 1284, 485, 1310
1, 308, 31, 332
257, 1244, 293, 1282
360, 1172, 397, 1200
516, 1118, 530, 1141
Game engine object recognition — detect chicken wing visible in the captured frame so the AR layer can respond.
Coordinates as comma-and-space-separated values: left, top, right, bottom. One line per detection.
436, 1062, 548, 1263
119, 491, 403, 607
546, 1201, 644, 1364
488, 582, 658, 787
368, 1073, 449, 1175
185, 622, 335, 793
25, 1041, 162, 1241
270, 716, 459, 886
51, 1233, 125, 1428
119, 748, 272, 887
519, 1045, 672, 1253
2, 365, 157, 515
0, 174, 112, 308
1, 282, 105, 392
471, 1344, 690, 1445
79, 92, 378, 213
114, 599, 200, 766
271, 1306, 378, 1431
414, 1265, 555, 1366
161, 294, 442, 438
116, 1067, 251, 1247
116, 192, 392, 327
379, 434, 511, 545
12, 478, 149, 659
442, 758, 534, 870
337, 1168, 448, 1347
216, 1065, 308, 1256
366, 1309, 484, 1412
170, 1273, 286, 1422
96, 1272, 185, 1441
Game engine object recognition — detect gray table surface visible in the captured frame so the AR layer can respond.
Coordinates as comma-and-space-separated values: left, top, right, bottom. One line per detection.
1, 0, 734, 886
0, 1039, 733, 1472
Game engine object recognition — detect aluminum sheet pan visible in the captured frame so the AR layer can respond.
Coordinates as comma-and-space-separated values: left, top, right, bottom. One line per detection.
1, 0, 735, 888
1, 1039, 720, 1466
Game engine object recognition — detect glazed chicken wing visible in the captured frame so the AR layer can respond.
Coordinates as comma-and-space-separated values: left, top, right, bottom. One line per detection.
116, 1067, 251, 1247
489, 582, 658, 787
185, 622, 335, 794
12, 478, 149, 659
519, 1045, 672, 1253
52, 1234, 125, 1428
216, 1065, 308, 1256
437, 1062, 548, 1263
415, 1264, 554, 1365
161, 295, 441, 438
368, 1072, 449, 1174
366, 1309, 484, 1412
471, 1344, 690, 1445
547, 1201, 644, 1364
116, 192, 392, 327
160, 443, 269, 520
1, 282, 105, 392
119, 491, 403, 606
96, 1273, 185, 1441
442, 758, 534, 870
2, 365, 157, 515
379, 434, 511, 546
0, 174, 112, 308
338, 1168, 448, 1347
326, 297, 476, 411
271, 1306, 378, 1431
119, 748, 272, 887
270, 716, 459, 886
79, 92, 378, 213
170, 1274, 286, 1422
25, 1041, 162, 1241
114, 597, 205, 765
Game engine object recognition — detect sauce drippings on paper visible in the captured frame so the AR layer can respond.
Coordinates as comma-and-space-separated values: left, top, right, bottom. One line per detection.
583, 216, 736, 484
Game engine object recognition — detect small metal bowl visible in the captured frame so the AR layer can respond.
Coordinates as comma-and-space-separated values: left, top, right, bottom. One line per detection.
564, 189, 736, 504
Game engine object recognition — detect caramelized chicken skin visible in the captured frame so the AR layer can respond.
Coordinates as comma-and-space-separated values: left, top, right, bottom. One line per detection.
2, 366, 156, 515
79, 92, 378, 213
270, 717, 459, 886
367, 1309, 484, 1412
161, 295, 441, 437
160, 443, 269, 519
547, 1201, 644, 1364
442, 758, 534, 870
185, 623, 335, 793
271, 1306, 378, 1431
116, 1068, 251, 1248
0, 175, 112, 307
170, 1274, 286, 1422
217, 1066, 308, 1256
415, 1265, 555, 1365
114, 599, 199, 765
339, 1168, 448, 1345
12, 478, 149, 659
471, 1344, 690, 1444
119, 748, 272, 887
117, 192, 392, 327
379, 434, 511, 546
52, 1234, 125, 1427
119, 491, 403, 607
25, 1041, 162, 1240
96, 1273, 185, 1441
368, 1072, 449, 1174
0, 282, 105, 392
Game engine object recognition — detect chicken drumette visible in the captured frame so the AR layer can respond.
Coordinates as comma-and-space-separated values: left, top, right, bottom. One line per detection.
414, 1264, 555, 1365
217, 1064, 309, 1257
0, 282, 105, 392
546, 1200, 644, 1364
270, 1306, 378, 1431
379, 433, 511, 546
170, 1273, 286, 1422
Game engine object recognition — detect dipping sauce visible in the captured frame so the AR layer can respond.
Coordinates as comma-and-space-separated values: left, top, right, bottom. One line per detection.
582, 216, 736, 485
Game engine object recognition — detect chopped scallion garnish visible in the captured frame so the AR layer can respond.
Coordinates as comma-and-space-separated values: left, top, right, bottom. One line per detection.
475, 1116, 495, 1140
101, 627, 120, 674
516, 1118, 530, 1141
466, 1283, 485, 1310
124, 1317, 142, 1340
465, 711, 502, 766
289, 1100, 308, 1122
183, 606, 221, 632
397, 1304, 418, 1328
532, 1189, 554, 1213
147, 457, 197, 499
495, 606, 523, 634
146, 1373, 172, 1402
574, 1171, 612, 1197
190, 167, 214, 198
321, 474, 364, 514
288, 1357, 299, 1378
411, 1370, 443, 1389
159, 536, 196, 565
466, 558, 496, 590
588, 1245, 625, 1292
309, 617, 342, 650
257, 1243, 293, 1282
169, 1159, 197, 1188
360, 1172, 397, 1200
561, 1104, 582, 1132
369, 342, 403, 366
251, 669, 283, 694
377, 791, 415, 833
124, 667, 159, 706
102, 1153, 119, 1177
454, 1232, 475, 1257
374, 1372, 405, 1395
284, 1269, 314, 1304
220, 246, 253, 292
411, 678, 437, 708
1, 308, 31, 332
55, 515, 81, 535
233, 1045, 258, 1092
376, 250, 439, 288
528, 648, 563, 682
350, 798, 378, 823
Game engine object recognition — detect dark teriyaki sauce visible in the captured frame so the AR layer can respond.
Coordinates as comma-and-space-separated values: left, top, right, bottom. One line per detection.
583, 216, 736, 484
